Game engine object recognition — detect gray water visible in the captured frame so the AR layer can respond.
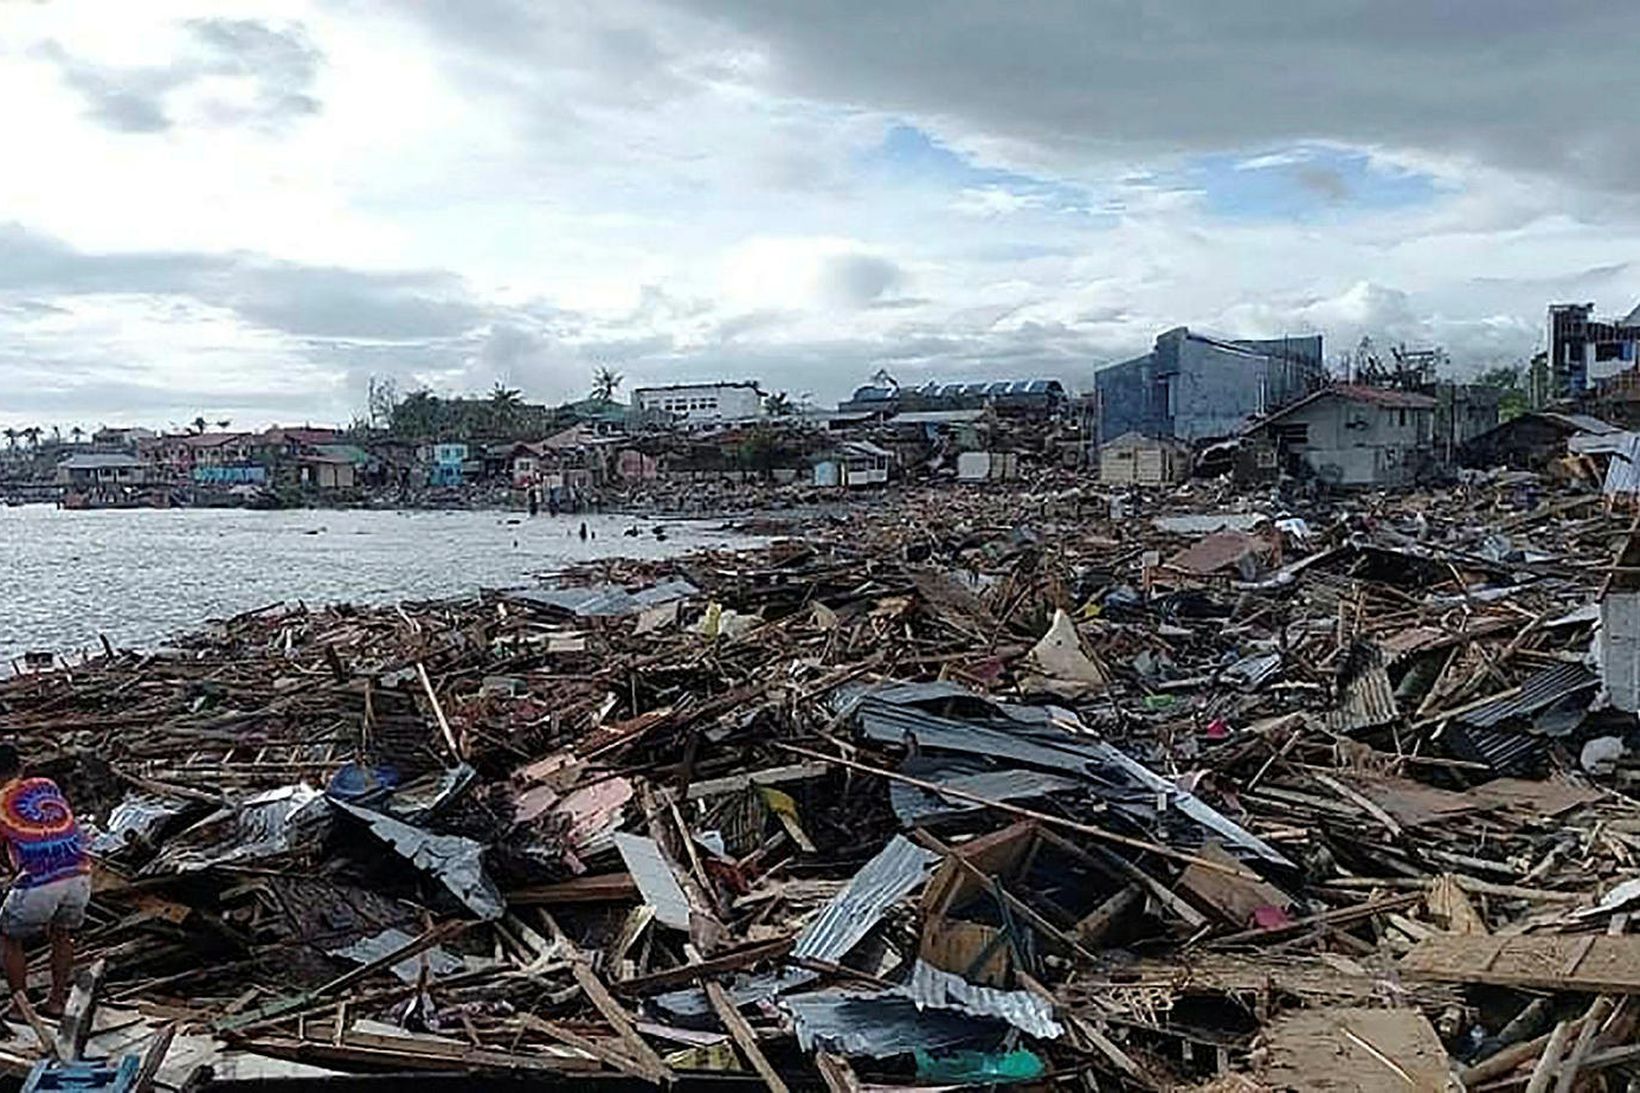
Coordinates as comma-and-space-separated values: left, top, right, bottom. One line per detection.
0, 505, 748, 666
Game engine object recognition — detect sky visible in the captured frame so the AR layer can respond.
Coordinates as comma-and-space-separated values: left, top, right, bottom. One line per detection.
5, 1, 1640, 431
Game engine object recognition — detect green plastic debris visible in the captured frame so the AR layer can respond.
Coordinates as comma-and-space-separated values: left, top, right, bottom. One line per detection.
914, 1047, 1045, 1082
1143, 693, 1176, 710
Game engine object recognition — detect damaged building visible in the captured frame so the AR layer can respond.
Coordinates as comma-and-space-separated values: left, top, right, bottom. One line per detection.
1094, 327, 1326, 444
1243, 384, 1436, 488
1547, 301, 1640, 398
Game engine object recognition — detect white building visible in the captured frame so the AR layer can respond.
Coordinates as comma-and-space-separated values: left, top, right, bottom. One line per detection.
632, 382, 763, 423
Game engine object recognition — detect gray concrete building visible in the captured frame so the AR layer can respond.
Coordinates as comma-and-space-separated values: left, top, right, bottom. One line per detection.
1244, 385, 1435, 488
1094, 328, 1325, 443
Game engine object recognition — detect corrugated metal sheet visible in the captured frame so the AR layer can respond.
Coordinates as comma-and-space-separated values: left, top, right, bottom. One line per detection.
784, 992, 1000, 1058
1458, 661, 1597, 729
792, 835, 941, 962
505, 578, 698, 619
852, 694, 1293, 868
1326, 644, 1398, 734
1605, 433, 1640, 497
613, 832, 692, 931
905, 960, 1063, 1039
889, 760, 1082, 825
1445, 725, 1548, 776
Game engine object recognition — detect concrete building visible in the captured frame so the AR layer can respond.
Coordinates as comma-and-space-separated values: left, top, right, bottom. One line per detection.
1547, 302, 1640, 399
1432, 383, 1503, 466
1095, 328, 1325, 444
1244, 385, 1435, 488
633, 382, 763, 423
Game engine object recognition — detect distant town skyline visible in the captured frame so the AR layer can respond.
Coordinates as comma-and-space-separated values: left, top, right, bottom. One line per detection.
6, 1, 1640, 429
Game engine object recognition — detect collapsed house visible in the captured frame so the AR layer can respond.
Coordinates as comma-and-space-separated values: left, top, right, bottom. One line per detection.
1460, 411, 1620, 471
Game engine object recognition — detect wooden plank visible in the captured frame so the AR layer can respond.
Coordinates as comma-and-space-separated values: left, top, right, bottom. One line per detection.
1402, 935, 1640, 993
615, 935, 794, 996
705, 979, 788, 1093
508, 873, 638, 905
55, 957, 105, 1062
570, 960, 674, 1084
516, 1013, 652, 1082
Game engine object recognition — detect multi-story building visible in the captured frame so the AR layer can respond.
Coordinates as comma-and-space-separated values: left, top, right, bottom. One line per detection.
632, 382, 763, 423
1094, 328, 1326, 443
1546, 302, 1640, 400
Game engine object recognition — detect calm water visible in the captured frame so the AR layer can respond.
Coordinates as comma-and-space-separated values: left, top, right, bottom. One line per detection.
0, 505, 748, 666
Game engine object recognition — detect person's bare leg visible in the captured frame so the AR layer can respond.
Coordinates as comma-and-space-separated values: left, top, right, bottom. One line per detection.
1, 936, 26, 1005
44, 927, 71, 1013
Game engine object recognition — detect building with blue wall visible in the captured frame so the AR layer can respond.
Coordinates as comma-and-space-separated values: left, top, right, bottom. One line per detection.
1095, 328, 1325, 443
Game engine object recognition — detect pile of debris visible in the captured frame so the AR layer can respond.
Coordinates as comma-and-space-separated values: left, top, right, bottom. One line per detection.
2, 477, 1640, 1089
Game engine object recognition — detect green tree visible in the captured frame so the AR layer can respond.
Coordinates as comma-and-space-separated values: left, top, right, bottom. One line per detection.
591, 366, 623, 403
1476, 363, 1529, 421
488, 383, 524, 434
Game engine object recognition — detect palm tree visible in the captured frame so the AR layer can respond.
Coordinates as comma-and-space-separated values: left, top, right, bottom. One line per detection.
50, 425, 62, 445
2, 429, 15, 452
22, 426, 41, 449
216, 419, 231, 431
591, 366, 623, 404
69, 426, 84, 445
191, 416, 208, 435
764, 391, 794, 417
488, 383, 523, 433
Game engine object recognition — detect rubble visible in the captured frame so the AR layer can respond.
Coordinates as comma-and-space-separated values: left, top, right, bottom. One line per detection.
3, 472, 1640, 1088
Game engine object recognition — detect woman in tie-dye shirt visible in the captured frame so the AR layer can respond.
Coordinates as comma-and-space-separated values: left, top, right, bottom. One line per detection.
0, 744, 89, 1015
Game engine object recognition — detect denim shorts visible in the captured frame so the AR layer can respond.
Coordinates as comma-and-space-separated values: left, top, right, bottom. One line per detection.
0, 875, 90, 942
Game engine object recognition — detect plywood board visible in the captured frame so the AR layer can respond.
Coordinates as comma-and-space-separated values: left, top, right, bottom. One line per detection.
1260, 1006, 1450, 1092
1401, 934, 1640, 993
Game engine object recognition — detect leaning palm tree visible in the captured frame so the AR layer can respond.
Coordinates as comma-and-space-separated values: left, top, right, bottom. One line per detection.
2, 428, 15, 452
590, 366, 623, 404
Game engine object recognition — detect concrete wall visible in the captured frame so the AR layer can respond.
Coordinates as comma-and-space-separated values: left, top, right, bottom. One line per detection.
1095, 328, 1322, 443
634, 385, 762, 422
1603, 591, 1640, 713
1274, 396, 1431, 486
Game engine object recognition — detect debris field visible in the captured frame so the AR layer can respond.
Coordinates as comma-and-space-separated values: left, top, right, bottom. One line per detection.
3, 476, 1640, 1090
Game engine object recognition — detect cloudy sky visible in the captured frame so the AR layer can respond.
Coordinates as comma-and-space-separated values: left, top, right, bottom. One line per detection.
4, 1, 1640, 430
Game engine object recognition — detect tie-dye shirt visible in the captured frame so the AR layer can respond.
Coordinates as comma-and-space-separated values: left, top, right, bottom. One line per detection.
0, 778, 88, 888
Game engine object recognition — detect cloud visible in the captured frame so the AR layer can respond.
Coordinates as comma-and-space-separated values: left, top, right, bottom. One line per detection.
32, 17, 321, 134
664, 0, 1640, 197
817, 253, 902, 308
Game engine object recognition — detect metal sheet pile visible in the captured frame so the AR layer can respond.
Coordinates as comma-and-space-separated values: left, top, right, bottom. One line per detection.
3, 474, 1640, 1088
